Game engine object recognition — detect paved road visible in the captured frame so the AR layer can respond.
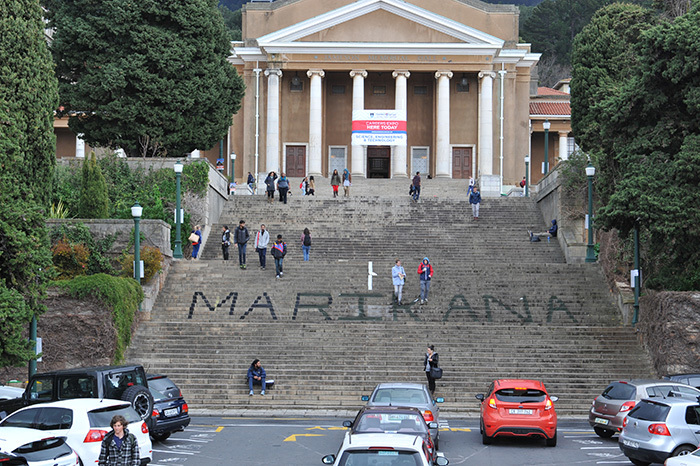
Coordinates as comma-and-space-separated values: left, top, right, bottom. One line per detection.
149, 417, 640, 466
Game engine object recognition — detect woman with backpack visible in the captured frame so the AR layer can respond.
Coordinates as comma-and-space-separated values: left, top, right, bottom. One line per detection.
277, 172, 290, 204
300, 228, 312, 261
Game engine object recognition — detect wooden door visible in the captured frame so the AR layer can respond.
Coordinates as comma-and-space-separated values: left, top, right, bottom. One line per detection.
285, 145, 306, 177
367, 147, 390, 178
452, 147, 472, 179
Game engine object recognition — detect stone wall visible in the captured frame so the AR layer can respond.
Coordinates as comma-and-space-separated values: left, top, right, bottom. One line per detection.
639, 291, 700, 376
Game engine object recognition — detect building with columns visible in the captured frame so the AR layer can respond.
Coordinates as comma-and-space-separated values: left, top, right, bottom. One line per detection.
229, 0, 541, 196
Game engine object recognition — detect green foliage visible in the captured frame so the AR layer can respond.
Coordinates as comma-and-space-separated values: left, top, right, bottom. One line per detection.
47, 0, 246, 157
78, 154, 110, 219
49, 201, 71, 219
0, 0, 59, 367
219, 4, 242, 41
48, 223, 117, 276
557, 150, 591, 220
53, 274, 143, 364
51, 237, 90, 279
119, 246, 163, 283
52, 163, 81, 218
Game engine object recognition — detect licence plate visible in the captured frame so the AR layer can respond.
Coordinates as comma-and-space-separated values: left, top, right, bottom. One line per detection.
508, 409, 533, 415
622, 439, 639, 449
164, 408, 179, 417
594, 417, 609, 425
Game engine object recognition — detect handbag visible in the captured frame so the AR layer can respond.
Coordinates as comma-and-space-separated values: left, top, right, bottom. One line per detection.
430, 367, 443, 379
188, 232, 199, 243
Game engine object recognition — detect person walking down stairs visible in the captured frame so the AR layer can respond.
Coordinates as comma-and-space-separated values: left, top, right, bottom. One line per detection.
277, 173, 290, 204
301, 228, 312, 261
392, 259, 406, 305
307, 176, 316, 196
331, 169, 341, 198
342, 169, 352, 197
234, 220, 250, 269
469, 186, 481, 220
417, 258, 433, 305
254, 224, 270, 270
272, 235, 287, 278
221, 225, 231, 260
190, 225, 202, 260
265, 171, 277, 204
424, 345, 439, 395
412, 171, 421, 202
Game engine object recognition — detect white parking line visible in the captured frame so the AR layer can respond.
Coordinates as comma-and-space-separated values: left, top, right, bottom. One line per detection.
581, 447, 621, 449
152, 449, 196, 455
161, 438, 209, 443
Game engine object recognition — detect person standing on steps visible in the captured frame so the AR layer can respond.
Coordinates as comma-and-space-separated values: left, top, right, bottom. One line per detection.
247, 359, 267, 396
301, 228, 312, 261
412, 171, 421, 202
221, 225, 231, 260
392, 259, 406, 305
265, 171, 277, 204
247, 172, 255, 194
271, 234, 287, 278
342, 168, 352, 197
468, 176, 475, 196
190, 225, 202, 260
424, 345, 439, 395
469, 186, 481, 220
277, 172, 290, 204
307, 176, 316, 196
417, 257, 433, 305
330, 169, 341, 198
254, 224, 270, 270
234, 220, 250, 269
98, 414, 140, 466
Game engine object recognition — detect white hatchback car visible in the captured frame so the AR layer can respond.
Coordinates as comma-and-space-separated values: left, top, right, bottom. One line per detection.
322, 432, 449, 466
0, 427, 79, 466
0, 399, 152, 465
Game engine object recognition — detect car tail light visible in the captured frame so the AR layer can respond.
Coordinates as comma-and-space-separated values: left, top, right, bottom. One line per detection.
648, 424, 671, 436
545, 399, 553, 411
623, 417, 629, 428
620, 401, 636, 412
84, 430, 108, 442
182, 403, 189, 414
152, 409, 160, 419
423, 410, 435, 422
488, 398, 497, 409
141, 422, 149, 434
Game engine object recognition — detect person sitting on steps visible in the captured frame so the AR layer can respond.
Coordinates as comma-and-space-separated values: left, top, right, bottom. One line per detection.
247, 359, 267, 396
529, 219, 558, 240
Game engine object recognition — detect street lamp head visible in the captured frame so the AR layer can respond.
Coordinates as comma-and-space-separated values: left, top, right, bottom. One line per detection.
131, 202, 143, 218
542, 119, 551, 131
174, 161, 183, 174
524, 156, 530, 163
586, 163, 596, 177
230, 151, 237, 160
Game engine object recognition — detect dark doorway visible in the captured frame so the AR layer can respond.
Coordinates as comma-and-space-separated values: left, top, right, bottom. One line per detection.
367, 146, 390, 178
285, 145, 306, 177
452, 147, 473, 179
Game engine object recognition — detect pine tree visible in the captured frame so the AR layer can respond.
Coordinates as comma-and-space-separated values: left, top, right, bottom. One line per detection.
78, 154, 110, 219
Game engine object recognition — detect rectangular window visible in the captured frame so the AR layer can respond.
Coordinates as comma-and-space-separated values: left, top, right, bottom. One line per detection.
414, 86, 427, 95
373, 85, 386, 95
331, 85, 345, 94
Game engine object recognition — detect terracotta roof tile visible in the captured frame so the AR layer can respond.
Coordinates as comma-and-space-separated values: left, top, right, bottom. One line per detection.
538, 87, 569, 96
530, 102, 571, 117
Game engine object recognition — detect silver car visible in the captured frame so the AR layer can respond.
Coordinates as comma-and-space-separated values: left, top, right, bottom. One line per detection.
619, 397, 700, 466
362, 383, 444, 448
589, 380, 700, 438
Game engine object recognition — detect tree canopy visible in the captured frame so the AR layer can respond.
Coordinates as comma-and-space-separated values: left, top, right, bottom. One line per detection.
0, 0, 58, 366
47, 0, 246, 157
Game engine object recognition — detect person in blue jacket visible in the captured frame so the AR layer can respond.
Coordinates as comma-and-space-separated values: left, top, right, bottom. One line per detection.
247, 359, 266, 396
530, 219, 558, 240
469, 186, 481, 220
391, 259, 406, 305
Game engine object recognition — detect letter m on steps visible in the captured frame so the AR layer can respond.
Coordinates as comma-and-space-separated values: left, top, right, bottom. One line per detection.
188, 292, 238, 319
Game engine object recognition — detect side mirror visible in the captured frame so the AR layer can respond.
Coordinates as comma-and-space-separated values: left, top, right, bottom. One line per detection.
342, 420, 352, 428
428, 421, 438, 429
321, 455, 335, 464
550, 396, 559, 403
435, 397, 444, 403
361, 395, 369, 401
435, 456, 449, 465
475, 394, 485, 402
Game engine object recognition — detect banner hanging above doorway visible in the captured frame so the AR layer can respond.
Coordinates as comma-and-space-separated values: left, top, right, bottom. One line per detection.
352, 110, 406, 146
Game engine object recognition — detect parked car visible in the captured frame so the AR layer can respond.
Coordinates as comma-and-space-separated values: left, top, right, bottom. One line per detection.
0, 365, 154, 423
589, 380, 700, 438
664, 374, 700, 390
342, 406, 437, 461
0, 452, 28, 465
321, 433, 449, 466
362, 383, 443, 448
0, 428, 79, 466
146, 374, 190, 442
664, 447, 700, 465
0, 386, 24, 402
0, 398, 152, 466
619, 397, 700, 466
475, 379, 558, 447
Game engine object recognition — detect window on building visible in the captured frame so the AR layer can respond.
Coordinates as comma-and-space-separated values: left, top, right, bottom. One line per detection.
413, 86, 427, 95
290, 73, 303, 92
567, 136, 579, 156
373, 85, 386, 95
331, 85, 345, 94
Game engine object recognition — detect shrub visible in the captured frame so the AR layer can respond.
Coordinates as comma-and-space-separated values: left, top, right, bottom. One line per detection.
49, 223, 117, 276
79, 153, 109, 218
51, 236, 89, 279
120, 246, 163, 283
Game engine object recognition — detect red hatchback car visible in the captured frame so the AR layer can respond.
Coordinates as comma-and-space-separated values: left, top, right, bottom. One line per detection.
476, 379, 558, 447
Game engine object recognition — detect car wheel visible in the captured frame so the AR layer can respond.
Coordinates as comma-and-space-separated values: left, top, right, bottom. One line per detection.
672, 445, 696, 457
593, 426, 615, 438
121, 385, 154, 421
629, 459, 650, 466
152, 432, 171, 442
545, 430, 557, 447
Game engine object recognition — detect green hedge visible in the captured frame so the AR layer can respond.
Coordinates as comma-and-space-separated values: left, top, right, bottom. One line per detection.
52, 274, 143, 364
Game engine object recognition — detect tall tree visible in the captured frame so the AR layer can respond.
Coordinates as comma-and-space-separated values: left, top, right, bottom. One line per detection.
46, 0, 246, 157
78, 154, 110, 219
0, 0, 58, 366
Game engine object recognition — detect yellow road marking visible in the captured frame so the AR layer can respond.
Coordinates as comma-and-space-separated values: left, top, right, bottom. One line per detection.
306, 426, 326, 430
284, 434, 325, 442
442, 428, 471, 432
215, 426, 224, 432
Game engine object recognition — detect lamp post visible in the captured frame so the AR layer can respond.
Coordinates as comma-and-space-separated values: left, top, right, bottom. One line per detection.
131, 202, 143, 285
632, 224, 640, 324
585, 163, 596, 262
524, 156, 530, 197
173, 162, 183, 259
543, 119, 551, 174
28, 316, 37, 377
230, 151, 236, 184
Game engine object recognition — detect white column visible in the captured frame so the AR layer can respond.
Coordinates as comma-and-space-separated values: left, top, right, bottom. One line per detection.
264, 69, 282, 174
559, 131, 569, 162
307, 69, 325, 176
392, 70, 410, 178
435, 71, 453, 178
478, 71, 496, 176
350, 70, 367, 177
75, 134, 86, 158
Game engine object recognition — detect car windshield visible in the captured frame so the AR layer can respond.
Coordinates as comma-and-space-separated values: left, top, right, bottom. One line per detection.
88, 405, 141, 428
13, 438, 72, 462
149, 387, 167, 402
355, 412, 428, 434
0, 407, 72, 430
148, 377, 180, 399
373, 389, 427, 405
601, 382, 636, 400
338, 450, 421, 466
103, 370, 146, 400
495, 388, 546, 403
628, 401, 670, 422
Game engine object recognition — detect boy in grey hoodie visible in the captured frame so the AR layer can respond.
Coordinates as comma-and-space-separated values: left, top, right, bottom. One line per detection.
417, 257, 434, 304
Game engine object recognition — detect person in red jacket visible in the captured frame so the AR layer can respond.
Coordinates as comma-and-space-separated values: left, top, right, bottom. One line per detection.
417, 257, 433, 305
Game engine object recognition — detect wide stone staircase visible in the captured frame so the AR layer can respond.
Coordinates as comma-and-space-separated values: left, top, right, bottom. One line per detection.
126, 178, 655, 417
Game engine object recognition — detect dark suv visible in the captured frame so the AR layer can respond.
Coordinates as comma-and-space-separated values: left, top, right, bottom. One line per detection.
0, 365, 154, 422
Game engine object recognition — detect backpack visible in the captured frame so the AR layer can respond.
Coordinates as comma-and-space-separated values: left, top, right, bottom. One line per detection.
303, 234, 311, 246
